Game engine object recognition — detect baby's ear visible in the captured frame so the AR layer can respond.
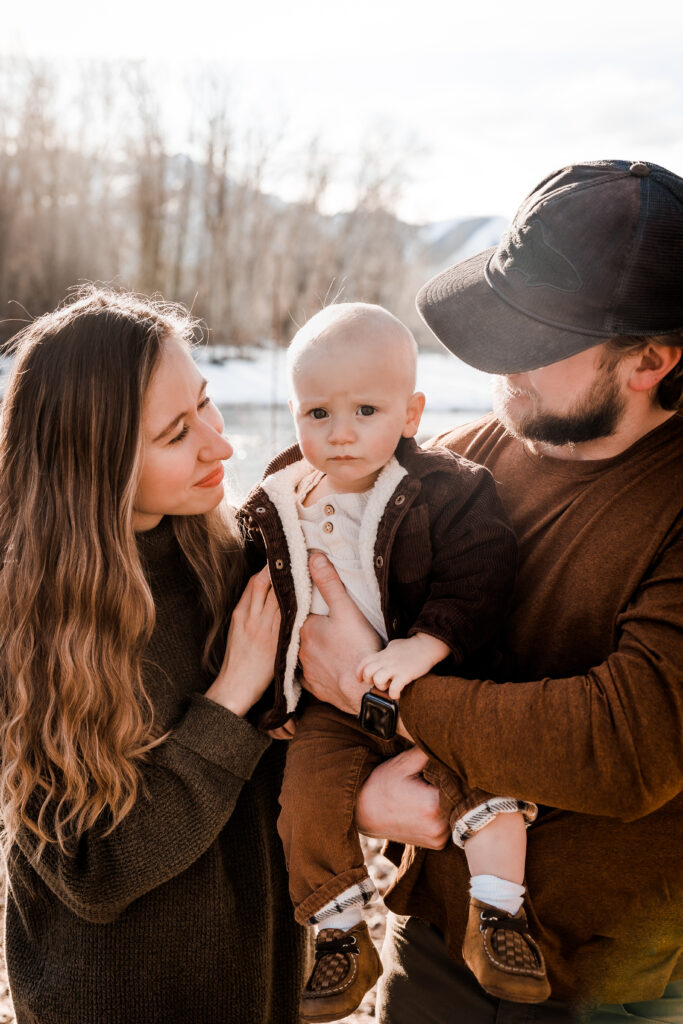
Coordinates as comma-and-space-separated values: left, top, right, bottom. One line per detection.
402, 392, 426, 437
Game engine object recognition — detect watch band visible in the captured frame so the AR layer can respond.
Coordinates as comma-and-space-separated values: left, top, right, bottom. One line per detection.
358, 691, 398, 740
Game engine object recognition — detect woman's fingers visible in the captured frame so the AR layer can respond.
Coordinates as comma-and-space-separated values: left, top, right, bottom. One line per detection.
262, 585, 281, 634
238, 565, 273, 617
248, 565, 273, 606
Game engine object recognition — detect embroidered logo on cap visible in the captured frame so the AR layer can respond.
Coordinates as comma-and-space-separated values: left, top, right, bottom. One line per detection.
499, 218, 582, 292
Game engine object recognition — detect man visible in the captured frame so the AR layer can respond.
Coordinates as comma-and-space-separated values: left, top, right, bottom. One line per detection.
298, 159, 683, 1022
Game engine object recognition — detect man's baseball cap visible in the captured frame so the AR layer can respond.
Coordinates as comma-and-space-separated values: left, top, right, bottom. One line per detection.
416, 160, 683, 374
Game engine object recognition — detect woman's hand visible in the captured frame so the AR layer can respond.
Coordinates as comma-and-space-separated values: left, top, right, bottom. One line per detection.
355, 747, 450, 849
266, 719, 297, 741
205, 566, 280, 717
299, 553, 382, 715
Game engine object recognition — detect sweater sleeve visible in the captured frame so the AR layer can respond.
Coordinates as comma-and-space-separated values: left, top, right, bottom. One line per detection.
14, 693, 271, 924
400, 520, 683, 821
407, 464, 517, 661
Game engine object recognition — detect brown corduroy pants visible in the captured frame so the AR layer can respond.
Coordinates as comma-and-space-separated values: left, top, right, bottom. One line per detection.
277, 699, 496, 926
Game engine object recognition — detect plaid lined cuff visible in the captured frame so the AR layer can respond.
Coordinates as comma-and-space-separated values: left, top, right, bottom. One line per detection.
309, 877, 377, 925
452, 797, 538, 848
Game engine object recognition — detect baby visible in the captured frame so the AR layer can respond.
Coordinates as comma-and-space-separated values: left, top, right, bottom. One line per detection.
238, 303, 549, 1019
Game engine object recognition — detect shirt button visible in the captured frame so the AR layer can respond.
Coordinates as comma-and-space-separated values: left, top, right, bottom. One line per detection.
392, 617, 399, 631
324, 504, 335, 516
323, 522, 334, 534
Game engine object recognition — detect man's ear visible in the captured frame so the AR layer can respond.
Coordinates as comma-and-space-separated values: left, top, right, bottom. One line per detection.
402, 392, 426, 438
628, 344, 681, 393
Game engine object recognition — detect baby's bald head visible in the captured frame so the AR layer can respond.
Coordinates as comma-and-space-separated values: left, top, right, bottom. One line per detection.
287, 303, 418, 397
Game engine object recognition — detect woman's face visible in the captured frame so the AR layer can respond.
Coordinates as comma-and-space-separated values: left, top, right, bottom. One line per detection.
133, 336, 233, 531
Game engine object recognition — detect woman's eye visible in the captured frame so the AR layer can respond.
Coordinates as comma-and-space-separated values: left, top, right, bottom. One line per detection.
169, 425, 189, 444
358, 405, 375, 416
309, 408, 328, 420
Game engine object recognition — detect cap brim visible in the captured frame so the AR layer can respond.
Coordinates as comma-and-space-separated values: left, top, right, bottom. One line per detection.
416, 249, 607, 374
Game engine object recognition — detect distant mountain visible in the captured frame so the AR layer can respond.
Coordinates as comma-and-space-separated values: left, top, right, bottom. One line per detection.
416, 215, 508, 274
161, 153, 508, 286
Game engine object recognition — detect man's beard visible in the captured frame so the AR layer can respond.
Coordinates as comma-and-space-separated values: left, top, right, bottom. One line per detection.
493, 367, 626, 447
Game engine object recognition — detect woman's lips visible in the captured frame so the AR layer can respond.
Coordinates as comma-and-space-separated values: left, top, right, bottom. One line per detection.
195, 465, 225, 488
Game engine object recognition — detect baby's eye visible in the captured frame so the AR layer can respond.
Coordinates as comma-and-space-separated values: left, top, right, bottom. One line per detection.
309, 408, 328, 419
358, 405, 376, 417
199, 395, 211, 410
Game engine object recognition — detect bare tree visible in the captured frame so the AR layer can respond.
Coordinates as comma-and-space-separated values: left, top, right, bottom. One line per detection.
0, 59, 426, 352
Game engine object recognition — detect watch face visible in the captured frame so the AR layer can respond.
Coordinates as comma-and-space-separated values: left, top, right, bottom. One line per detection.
359, 692, 398, 740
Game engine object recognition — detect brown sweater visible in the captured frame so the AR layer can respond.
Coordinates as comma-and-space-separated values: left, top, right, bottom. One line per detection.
4, 518, 307, 1024
386, 413, 683, 1007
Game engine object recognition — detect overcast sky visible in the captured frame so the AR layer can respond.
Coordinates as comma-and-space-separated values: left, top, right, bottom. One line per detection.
4, 0, 683, 223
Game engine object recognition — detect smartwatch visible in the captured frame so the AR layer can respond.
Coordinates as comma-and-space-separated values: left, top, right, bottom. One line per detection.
358, 691, 398, 740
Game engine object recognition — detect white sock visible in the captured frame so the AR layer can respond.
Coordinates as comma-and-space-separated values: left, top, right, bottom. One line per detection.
469, 874, 525, 915
317, 906, 363, 932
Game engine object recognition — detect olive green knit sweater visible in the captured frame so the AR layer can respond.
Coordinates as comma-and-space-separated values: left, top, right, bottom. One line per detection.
4, 518, 306, 1023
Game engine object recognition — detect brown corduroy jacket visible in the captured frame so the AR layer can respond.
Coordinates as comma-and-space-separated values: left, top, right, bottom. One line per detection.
238, 436, 517, 730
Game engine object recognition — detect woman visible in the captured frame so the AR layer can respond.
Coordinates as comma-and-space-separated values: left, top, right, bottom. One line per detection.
0, 286, 306, 1023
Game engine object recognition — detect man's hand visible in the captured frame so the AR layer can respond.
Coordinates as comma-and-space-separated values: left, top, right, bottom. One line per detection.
299, 553, 382, 716
355, 747, 450, 849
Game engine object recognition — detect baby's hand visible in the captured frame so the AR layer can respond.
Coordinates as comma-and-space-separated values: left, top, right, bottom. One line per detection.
357, 634, 451, 700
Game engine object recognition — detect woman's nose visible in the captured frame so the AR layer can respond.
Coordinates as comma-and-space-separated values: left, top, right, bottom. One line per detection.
199, 422, 233, 461
218, 434, 234, 460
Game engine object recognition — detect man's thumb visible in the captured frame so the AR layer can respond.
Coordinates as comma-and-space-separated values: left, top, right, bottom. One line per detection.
309, 552, 352, 612
397, 745, 429, 775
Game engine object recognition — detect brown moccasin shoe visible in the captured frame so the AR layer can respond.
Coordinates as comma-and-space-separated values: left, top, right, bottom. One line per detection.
299, 921, 382, 1022
462, 897, 551, 1003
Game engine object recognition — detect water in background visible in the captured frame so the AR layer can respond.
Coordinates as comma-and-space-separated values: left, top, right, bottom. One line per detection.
221, 403, 488, 499
0, 348, 494, 499
202, 347, 494, 497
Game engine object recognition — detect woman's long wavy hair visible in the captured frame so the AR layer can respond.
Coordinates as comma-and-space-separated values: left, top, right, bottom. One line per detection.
0, 286, 244, 860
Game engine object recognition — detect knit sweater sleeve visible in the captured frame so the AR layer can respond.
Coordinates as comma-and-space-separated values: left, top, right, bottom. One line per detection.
13, 693, 271, 924
400, 519, 683, 821
406, 463, 517, 661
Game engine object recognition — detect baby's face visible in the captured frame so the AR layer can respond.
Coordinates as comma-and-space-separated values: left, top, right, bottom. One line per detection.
290, 326, 423, 493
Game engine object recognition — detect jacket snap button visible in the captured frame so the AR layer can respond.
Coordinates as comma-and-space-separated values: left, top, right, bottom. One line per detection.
395, 494, 405, 506
323, 522, 334, 534
256, 507, 266, 514
375, 555, 383, 568
275, 559, 284, 570
324, 504, 335, 515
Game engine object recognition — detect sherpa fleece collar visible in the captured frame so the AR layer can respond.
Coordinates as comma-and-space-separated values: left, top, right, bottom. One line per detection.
259, 455, 407, 714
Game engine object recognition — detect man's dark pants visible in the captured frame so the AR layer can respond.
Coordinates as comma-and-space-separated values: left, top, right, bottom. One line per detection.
376, 914, 683, 1024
